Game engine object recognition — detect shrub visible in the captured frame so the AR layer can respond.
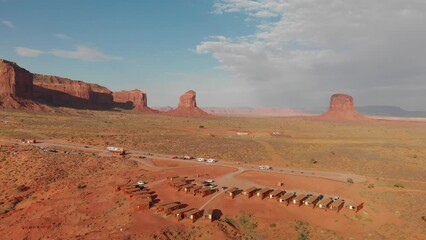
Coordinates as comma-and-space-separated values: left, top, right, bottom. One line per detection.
199, 125, 205, 129
16, 185, 29, 192
347, 178, 354, 184
270, 223, 277, 228
394, 183, 404, 188
77, 182, 87, 189
368, 184, 375, 189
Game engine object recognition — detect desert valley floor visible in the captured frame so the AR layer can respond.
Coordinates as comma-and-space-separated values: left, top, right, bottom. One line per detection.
0, 110, 425, 239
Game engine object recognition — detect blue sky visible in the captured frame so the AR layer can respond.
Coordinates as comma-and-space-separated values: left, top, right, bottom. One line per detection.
1, 0, 425, 110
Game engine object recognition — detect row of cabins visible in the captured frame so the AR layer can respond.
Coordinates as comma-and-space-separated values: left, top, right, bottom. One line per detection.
237, 186, 363, 213
155, 201, 216, 223
168, 176, 217, 198
115, 184, 156, 210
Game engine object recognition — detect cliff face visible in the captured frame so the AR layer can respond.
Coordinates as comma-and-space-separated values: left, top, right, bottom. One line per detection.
0, 59, 38, 109
113, 89, 156, 112
318, 94, 366, 121
167, 90, 209, 117
0, 59, 32, 99
33, 74, 113, 109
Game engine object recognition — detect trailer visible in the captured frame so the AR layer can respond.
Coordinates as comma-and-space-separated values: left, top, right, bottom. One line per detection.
106, 146, 125, 155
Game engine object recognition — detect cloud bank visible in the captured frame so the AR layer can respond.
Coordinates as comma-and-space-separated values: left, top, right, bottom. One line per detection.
15, 45, 123, 62
198, 0, 426, 109
2, 20, 16, 29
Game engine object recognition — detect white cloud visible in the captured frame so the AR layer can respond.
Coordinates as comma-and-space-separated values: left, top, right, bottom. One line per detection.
53, 33, 71, 40
15, 47, 44, 57
15, 45, 123, 62
2, 20, 16, 29
198, 0, 426, 109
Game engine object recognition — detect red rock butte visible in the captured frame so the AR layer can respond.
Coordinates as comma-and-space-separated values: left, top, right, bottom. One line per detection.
318, 94, 367, 121
113, 90, 157, 113
167, 90, 209, 117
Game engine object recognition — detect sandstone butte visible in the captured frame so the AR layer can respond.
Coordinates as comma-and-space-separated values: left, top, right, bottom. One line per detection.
0, 59, 154, 112
167, 90, 209, 117
113, 90, 157, 113
318, 93, 367, 121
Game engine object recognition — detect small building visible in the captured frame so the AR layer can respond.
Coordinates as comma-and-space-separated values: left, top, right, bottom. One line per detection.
183, 184, 195, 192
134, 199, 151, 211
279, 192, 296, 205
185, 209, 204, 223
302, 195, 321, 207
316, 198, 334, 209
269, 190, 285, 199
189, 186, 202, 195
242, 187, 258, 198
346, 202, 364, 212
178, 183, 194, 192
203, 209, 214, 222
197, 188, 216, 197
329, 199, 345, 212
256, 188, 273, 199
292, 194, 310, 206
164, 203, 183, 216
172, 207, 194, 221
224, 187, 239, 199
155, 202, 179, 212
167, 176, 179, 181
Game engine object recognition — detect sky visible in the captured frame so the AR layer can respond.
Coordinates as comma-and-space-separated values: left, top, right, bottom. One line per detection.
1, 0, 425, 110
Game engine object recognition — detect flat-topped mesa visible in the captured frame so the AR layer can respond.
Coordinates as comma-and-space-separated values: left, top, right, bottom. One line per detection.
112, 89, 157, 112
0, 59, 39, 109
318, 93, 366, 121
167, 90, 209, 116
33, 74, 114, 109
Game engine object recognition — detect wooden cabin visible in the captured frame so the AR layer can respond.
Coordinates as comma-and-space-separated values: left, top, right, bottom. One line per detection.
302, 195, 321, 207
292, 194, 310, 206
189, 186, 202, 195
279, 192, 296, 205
185, 209, 204, 223
183, 184, 195, 192
269, 190, 285, 199
172, 207, 194, 221
329, 199, 345, 212
242, 187, 258, 199
316, 198, 333, 209
256, 188, 273, 199
155, 202, 179, 212
167, 176, 179, 181
203, 209, 214, 222
134, 199, 151, 211
197, 188, 216, 197
164, 203, 183, 216
346, 202, 364, 212
178, 183, 194, 192
224, 187, 239, 199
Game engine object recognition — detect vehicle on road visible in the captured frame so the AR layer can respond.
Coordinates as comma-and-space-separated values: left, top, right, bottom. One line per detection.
206, 158, 217, 163
196, 158, 205, 162
259, 165, 272, 170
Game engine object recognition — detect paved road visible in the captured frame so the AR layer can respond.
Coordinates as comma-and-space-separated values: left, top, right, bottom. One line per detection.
2, 138, 367, 183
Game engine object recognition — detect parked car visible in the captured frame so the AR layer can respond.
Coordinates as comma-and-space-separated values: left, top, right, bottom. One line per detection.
196, 158, 205, 162
206, 158, 217, 163
205, 179, 214, 183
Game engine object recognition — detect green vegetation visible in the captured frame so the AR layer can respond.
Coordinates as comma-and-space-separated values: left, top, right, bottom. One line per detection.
394, 183, 405, 188
368, 183, 375, 188
295, 221, 310, 240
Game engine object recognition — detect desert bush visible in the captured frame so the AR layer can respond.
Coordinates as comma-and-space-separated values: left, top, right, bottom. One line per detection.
199, 125, 205, 129
347, 178, 354, 184
295, 221, 310, 240
394, 183, 404, 188
77, 182, 87, 189
16, 185, 29, 192
238, 213, 258, 231
368, 184, 375, 189
270, 223, 277, 228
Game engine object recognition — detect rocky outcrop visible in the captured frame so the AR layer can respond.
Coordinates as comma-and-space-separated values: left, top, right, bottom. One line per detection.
167, 90, 209, 116
33, 74, 113, 109
0, 59, 40, 109
113, 89, 156, 112
318, 94, 366, 121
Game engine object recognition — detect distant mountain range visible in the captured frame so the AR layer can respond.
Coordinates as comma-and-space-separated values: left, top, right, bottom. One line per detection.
356, 106, 426, 118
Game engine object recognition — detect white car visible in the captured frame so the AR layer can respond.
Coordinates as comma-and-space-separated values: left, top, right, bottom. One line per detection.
205, 179, 214, 183
206, 158, 216, 163
137, 181, 146, 186
196, 158, 205, 162
259, 165, 272, 170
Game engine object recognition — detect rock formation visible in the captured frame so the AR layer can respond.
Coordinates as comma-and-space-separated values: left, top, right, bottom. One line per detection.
33, 74, 113, 109
113, 89, 156, 112
318, 94, 366, 121
0, 59, 43, 109
167, 90, 209, 116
